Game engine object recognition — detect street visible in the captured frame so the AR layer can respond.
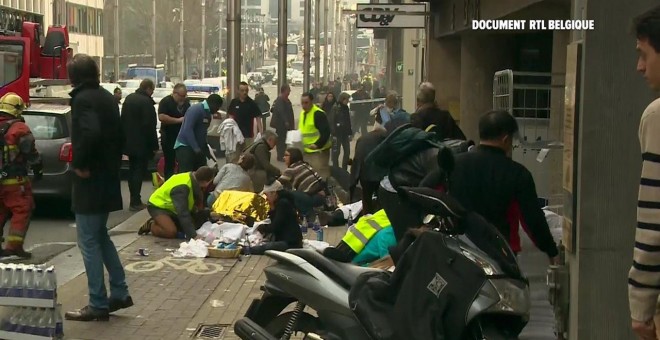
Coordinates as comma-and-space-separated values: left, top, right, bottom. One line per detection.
16, 180, 152, 264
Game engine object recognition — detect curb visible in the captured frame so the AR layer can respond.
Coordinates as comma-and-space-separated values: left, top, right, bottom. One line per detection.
50, 210, 150, 288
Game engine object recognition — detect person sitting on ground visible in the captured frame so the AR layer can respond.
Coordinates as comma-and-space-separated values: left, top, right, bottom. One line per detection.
317, 200, 364, 227
207, 154, 255, 207
140, 166, 215, 239
248, 180, 303, 255
244, 130, 281, 192
278, 147, 328, 219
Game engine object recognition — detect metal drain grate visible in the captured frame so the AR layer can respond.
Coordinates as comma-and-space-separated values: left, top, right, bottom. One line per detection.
193, 324, 229, 339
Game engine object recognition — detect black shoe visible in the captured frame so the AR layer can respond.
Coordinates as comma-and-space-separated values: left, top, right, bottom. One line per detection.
109, 296, 134, 313
129, 203, 147, 212
2, 248, 32, 259
65, 305, 109, 321
138, 219, 154, 235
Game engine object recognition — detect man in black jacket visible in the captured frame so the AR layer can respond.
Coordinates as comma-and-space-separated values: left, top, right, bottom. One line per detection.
270, 84, 295, 161
121, 79, 159, 211
448, 110, 559, 264
158, 84, 190, 179
412, 83, 466, 140
65, 54, 133, 322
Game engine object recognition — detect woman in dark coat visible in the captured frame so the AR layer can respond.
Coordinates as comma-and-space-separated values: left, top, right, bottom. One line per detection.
321, 92, 336, 115
328, 92, 353, 170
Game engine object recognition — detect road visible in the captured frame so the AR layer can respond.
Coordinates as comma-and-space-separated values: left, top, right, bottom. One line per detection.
14, 180, 153, 264
17, 84, 302, 265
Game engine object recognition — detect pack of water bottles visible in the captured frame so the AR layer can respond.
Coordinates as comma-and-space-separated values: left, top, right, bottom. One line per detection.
0, 305, 63, 338
0, 264, 57, 299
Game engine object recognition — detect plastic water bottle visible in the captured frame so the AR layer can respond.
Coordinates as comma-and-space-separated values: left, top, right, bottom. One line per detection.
36, 308, 50, 336
43, 268, 56, 299
300, 216, 308, 233
11, 266, 23, 297
54, 305, 63, 338
23, 268, 34, 298
0, 266, 12, 297
347, 208, 354, 228
6, 308, 20, 332
33, 268, 44, 299
14, 308, 27, 333
313, 216, 323, 241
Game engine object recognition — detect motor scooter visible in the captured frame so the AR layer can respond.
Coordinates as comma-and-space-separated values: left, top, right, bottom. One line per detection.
235, 187, 530, 340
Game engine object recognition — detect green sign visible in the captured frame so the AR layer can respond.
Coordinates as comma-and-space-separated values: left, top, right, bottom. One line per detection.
396, 61, 403, 73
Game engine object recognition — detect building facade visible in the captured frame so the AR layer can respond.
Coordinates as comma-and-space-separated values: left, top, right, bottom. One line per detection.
52, 0, 103, 66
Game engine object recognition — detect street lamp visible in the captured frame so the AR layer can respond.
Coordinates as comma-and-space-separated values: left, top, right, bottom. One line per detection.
173, 3, 184, 79
201, 0, 206, 79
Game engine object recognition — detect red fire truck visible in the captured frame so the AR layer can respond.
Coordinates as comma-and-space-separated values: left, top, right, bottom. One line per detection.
0, 5, 72, 103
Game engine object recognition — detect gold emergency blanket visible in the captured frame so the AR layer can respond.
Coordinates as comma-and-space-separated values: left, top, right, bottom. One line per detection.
211, 190, 270, 223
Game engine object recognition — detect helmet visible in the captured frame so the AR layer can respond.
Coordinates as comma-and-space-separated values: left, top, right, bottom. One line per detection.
0, 93, 26, 117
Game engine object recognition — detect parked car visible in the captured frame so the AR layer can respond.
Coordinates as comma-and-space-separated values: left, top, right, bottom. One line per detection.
22, 103, 73, 206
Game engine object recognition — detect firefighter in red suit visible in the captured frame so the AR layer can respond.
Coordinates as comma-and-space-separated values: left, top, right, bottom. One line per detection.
0, 93, 42, 259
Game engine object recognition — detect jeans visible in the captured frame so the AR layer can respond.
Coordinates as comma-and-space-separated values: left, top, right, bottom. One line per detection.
75, 213, 129, 310
331, 135, 351, 170
128, 155, 149, 206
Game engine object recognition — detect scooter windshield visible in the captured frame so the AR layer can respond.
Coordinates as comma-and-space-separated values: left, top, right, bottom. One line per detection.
461, 212, 523, 280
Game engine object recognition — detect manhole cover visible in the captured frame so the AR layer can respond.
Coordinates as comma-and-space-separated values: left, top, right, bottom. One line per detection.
193, 324, 229, 339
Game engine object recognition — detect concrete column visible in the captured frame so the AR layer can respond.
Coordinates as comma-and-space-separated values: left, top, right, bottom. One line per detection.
277, 0, 287, 91
566, 0, 658, 338
427, 37, 461, 120
401, 28, 419, 111
459, 33, 514, 141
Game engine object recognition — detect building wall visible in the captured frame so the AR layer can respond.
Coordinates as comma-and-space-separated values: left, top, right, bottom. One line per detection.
51, 0, 103, 62
0, 0, 49, 25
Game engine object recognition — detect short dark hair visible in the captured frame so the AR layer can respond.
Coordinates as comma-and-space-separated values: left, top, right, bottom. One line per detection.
301, 92, 314, 101
478, 110, 519, 141
280, 84, 290, 93
206, 93, 223, 108
239, 81, 249, 87
239, 153, 255, 170
634, 5, 660, 53
286, 147, 304, 164
114, 87, 121, 94
67, 53, 99, 86
139, 78, 155, 91
173, 83, 186, 91
194, 166, 215, 182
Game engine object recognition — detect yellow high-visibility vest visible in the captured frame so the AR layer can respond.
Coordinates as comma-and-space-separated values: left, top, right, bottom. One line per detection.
148, 172, 194, 213
299, 104, 331, 153
342, 209, 391, 254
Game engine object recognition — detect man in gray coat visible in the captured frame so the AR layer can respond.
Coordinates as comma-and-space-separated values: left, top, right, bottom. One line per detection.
244, 131, 281, 192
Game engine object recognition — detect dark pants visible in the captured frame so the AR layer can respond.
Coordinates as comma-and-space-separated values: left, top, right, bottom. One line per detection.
175, 146, 206, 173
250, 241, 294, 255
128, 155, 149, 207
161, 135, 177, 180
355, 111, 369, 136
378, 186, 422, 241
332, 135, 351, 170
275, 128, 288, 161
361, 180, 381, 215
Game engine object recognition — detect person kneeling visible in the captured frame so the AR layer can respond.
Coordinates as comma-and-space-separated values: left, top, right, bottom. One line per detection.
323, 209, 395, 264
140, 166, 215, 239
249, 180, 303, 255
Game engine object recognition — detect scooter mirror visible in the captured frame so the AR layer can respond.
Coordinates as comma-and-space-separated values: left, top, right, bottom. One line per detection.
423, 214, 435, 224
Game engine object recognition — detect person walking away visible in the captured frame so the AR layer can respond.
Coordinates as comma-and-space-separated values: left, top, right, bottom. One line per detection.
254, 88, 271, 135
65, 54, 133, 322
0, 93, 42, 258
244, 131, 281, 192
351, 85, 371, 136
158, 84, 190, 179
121, 79, 159, 211
447, 110, 558, 262
113, 87, 122, 105
228, 82, 263, 152
328, 92, 352, 170
248, 180, 303, 255
207, 154, 255, 206
218, 114, 244, 163
174, 94, 223, 172
270, 84, 295, 161
412, 82, 466, 140
299, 92, 332, 179
629, 7, 660, 340
140, 166, 215, 239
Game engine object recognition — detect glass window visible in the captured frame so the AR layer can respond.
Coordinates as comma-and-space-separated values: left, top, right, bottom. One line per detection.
22, 114, 68, 140
0, 43, 23, 87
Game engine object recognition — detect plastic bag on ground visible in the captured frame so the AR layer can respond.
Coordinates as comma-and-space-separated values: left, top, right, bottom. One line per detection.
197, 221, 247, 244
304, 239, 330, 252
285, 130, 302, 145
172, 239, 209, 258
247, 219, 272, 235
248, 232, 265, 247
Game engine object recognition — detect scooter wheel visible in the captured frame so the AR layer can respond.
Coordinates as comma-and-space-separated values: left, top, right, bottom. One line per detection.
265, 312, 320, 337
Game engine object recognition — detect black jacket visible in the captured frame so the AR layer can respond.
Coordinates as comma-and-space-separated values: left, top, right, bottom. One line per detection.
328, 102, 352, 137
351, 129, 386, 187
255, 93, 271, 114
70, 82, 124, 214
411, 105, 466, 140
259, 190, 303, 247
121, 89, 158, 156
270, 96, 295, 131
448, 145, 558, 258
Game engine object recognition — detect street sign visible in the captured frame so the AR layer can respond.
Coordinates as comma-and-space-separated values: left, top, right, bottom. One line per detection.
396, 62, 403, 73
355, 4, 427, 29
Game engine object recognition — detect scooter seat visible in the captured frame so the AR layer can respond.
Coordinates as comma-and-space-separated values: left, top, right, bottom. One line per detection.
287, 248, 381, 290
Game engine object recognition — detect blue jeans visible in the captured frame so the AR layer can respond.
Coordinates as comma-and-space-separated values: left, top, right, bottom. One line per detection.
75, 213, 129, 310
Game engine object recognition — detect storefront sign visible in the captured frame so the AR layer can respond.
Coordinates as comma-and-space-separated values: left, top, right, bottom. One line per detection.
356, 4, 427, 29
